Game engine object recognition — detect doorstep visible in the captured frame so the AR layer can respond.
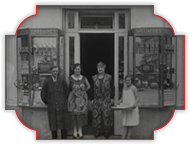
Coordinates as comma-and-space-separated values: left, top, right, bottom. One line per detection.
66, 135, 121, 139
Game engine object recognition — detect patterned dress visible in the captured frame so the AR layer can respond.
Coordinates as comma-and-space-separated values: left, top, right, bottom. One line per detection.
68, 75, 88, 126
91, 73, 115, 130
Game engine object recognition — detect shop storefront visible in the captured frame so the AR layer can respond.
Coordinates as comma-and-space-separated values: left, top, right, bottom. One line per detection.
6, 6, 184, 139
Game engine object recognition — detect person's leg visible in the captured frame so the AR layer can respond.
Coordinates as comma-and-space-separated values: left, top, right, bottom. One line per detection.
51, 130, 58, 139
121, 127, 127, 139
126, 126, 133, 139
73, 125, 78, 137
72, 115, 78, 138
61, 129, 67, 139
95, 111, 103, 138
102, 110, 110, 139
78, 125, 83, 138
94, 119, 102, 138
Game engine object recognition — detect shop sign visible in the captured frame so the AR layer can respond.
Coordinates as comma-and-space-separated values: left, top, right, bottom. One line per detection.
132, 28, 173, 35
17, 29, 29, 36
38, 63, 51, 73
138, 64, 154, 73
30, 29, 58, 35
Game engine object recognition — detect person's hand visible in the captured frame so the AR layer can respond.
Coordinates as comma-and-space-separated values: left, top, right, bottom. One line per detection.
132, 102, 137, 109
111, 99, 114, 105
117, 99, 122, 105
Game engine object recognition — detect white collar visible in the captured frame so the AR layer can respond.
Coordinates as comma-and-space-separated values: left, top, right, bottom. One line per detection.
51, 76, 57, 82
71, 74, 83, 81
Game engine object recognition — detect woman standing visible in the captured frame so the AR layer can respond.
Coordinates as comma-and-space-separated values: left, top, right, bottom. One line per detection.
91, 62, 115, 139
119, 75, 139, 139
67, 63, 90, 139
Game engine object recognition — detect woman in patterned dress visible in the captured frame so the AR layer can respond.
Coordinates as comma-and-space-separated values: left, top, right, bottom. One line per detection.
91, 62, 115, 139
67, 63, 90, 139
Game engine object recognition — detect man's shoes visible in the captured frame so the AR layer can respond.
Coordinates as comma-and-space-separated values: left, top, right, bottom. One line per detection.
61, 129, 67, 139
94, 130, 101, 138
104, 132, 109, 139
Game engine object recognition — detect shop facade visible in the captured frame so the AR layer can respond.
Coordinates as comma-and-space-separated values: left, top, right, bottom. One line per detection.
6, 6, 184, 139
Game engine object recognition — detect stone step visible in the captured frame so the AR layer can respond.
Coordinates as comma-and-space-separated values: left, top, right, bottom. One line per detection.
65, 135, 121, 139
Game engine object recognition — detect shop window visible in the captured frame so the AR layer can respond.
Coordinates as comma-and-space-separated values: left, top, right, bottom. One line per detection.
163, 36, 176, 105
17, 36, 30, 106
16, 28, 62, 107
128, 28, 177, 107
134, 36, 160, 106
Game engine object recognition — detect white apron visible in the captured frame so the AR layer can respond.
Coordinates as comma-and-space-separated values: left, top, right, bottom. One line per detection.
122, 89, 139, 126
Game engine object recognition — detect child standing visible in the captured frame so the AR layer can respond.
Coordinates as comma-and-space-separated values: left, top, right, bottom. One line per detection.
119, 75, 140, 139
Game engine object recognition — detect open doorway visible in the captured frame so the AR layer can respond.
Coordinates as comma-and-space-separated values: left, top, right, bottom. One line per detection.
80, 33, 114, 135
80, 33, 114, 84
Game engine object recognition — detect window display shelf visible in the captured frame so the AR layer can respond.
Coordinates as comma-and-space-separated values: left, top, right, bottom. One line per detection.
16, 28, 63, 107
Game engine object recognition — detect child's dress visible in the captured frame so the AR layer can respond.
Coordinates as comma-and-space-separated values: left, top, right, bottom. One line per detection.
122, 85, 139, 126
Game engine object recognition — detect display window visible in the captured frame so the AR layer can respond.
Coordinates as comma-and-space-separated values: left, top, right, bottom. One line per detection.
128, 28, 176, 107
16, 28, 63, 107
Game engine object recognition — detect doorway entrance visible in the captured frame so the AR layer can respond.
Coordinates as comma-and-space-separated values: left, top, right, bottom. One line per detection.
80, 33, 114, 83
80, 33, 114, 135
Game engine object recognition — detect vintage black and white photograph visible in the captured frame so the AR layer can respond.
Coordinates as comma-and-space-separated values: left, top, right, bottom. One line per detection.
5, 4, 185, 141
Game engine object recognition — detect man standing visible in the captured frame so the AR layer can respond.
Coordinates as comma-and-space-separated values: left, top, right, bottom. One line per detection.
41, 66, 69, 139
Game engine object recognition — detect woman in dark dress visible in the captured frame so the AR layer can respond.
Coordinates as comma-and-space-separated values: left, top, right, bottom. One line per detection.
67, 63, 90, 139
91, 62, 115, 139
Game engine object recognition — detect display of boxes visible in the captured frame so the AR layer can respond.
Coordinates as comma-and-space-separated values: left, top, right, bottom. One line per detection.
150, 43, 155, 53
139, 43, 144, 54
144, 43, 150, 53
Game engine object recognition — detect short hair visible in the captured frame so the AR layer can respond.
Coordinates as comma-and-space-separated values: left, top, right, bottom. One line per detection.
50, 65, 59, 71
97, 62, 106, 68
124, 75, 133, 83
71, 63, 83, 74
73, 63, 82, 71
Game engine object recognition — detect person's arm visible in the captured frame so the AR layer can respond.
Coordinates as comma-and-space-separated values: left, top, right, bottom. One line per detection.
89, 78, 95, 101
132, 85, 139, 108
110, 76, 115, 105
40, 80, 48, 105
68, 76, 73, 92
84, 77, 91, 91
118, 88, 123, 105
110, 76, 115, 99
63, 80, 69, 98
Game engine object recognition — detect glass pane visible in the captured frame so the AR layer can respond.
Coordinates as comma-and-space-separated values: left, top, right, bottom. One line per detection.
59, 36, 64, 76
119, 37, 124, 99
17, 36, 30, 106
119, 13, 125, 29
31, 37, 57, 107
163, 36, 176, 105
32, 37, 57, 88
81, 16, 113, 29
134, 36, 160, 106
68, 12, 75, 29
69, 37, 75, 75
128, 36, 133, 76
